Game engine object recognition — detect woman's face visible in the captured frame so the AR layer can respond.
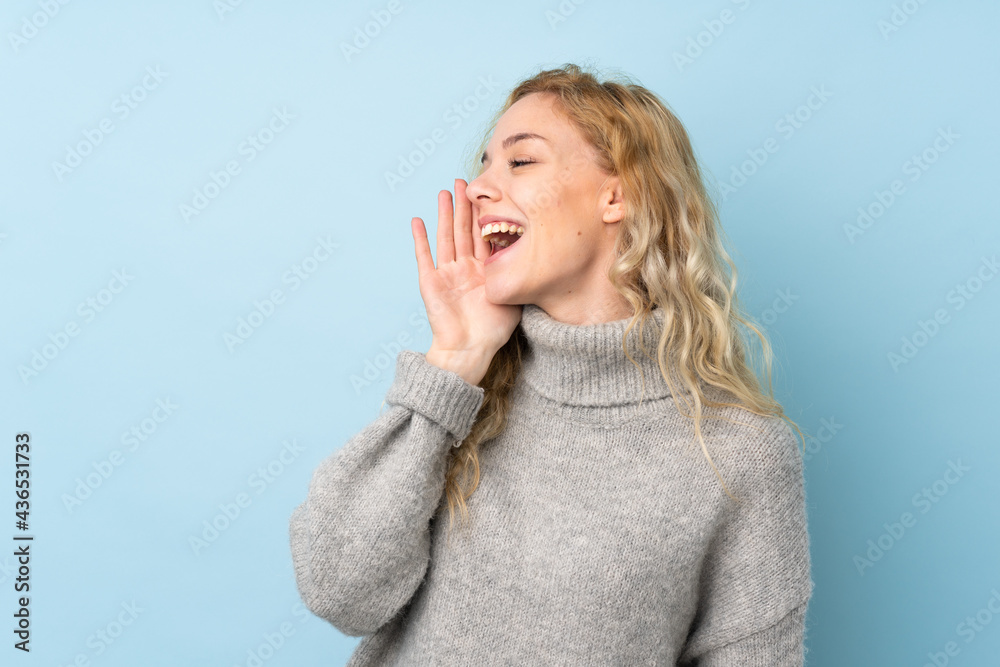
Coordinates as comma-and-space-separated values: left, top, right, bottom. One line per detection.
466, 92, 624, 313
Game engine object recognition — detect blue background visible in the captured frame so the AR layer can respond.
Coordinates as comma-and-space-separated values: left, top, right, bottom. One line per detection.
2, 1, 998, 665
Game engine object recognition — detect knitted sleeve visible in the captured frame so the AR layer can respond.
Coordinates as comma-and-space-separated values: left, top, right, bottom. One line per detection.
288, 349, 486, 637
677, 417, 814, 666
682, 602, 809, 666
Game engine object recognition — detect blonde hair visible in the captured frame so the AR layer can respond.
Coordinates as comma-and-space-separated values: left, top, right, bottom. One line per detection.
438, 62, 807, 540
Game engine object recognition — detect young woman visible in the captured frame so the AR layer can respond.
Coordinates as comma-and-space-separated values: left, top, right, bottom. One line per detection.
290, 63, 814, 666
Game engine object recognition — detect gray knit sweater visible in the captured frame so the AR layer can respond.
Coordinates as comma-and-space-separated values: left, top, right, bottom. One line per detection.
289, 303, 813, 666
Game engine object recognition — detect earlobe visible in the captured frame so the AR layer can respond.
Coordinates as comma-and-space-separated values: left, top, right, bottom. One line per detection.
603, 177, 626, 223
604, 206, 625, 224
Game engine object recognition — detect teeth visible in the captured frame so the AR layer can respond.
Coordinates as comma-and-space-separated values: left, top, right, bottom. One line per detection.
480, 222, 525, 238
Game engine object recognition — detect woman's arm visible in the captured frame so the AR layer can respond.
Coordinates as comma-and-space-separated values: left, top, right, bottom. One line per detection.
288, 348, 485, 636
681, 602, 810, 666
677, 418, 814, 665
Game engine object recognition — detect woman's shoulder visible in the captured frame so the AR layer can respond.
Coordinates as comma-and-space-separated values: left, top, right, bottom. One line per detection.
694, 390, 804, 492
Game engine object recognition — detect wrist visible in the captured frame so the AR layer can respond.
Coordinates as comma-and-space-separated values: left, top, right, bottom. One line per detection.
425, 346, 492, 386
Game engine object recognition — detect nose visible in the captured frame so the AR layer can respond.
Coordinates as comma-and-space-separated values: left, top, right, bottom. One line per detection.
465, 168, 500, 204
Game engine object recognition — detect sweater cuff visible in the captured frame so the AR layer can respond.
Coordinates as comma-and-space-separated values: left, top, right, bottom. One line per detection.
384, 349, 486, 443
687, 602, 808, 667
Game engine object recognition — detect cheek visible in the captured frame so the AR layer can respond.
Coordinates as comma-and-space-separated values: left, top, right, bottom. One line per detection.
514, 182, 565, 220
532, 230, 591, 268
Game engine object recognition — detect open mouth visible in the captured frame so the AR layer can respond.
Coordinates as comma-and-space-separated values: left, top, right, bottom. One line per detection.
482, 222, 524, 256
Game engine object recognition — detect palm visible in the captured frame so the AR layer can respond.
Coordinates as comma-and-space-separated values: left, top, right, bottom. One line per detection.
411, 180, 522, 355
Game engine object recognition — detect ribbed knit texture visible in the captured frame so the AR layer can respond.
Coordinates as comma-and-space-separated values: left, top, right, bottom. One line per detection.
289, 303, 814, 665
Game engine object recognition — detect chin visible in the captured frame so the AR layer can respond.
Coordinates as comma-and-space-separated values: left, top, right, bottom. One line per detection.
483, 280, 521, 305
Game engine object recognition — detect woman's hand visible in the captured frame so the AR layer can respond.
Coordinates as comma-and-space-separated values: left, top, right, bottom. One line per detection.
411, 179, 523, 385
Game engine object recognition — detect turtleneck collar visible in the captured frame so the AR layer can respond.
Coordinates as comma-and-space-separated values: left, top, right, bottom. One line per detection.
517, 303, 688, 408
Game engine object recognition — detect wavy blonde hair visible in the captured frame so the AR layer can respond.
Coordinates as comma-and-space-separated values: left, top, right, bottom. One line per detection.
437, 62, 807, 541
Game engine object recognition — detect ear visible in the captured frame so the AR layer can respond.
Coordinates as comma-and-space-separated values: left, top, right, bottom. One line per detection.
599, 174, 626, 224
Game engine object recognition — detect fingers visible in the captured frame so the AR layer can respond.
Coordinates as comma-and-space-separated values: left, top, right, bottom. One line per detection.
453, 179, 474, 260
437, 189, 455, 266
471, 207, 490, 263
424, 181, 484, 270
463, 178, 490, 262
411, 217, 435, 276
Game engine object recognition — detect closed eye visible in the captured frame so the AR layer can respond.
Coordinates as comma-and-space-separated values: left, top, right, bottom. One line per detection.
507, 158, 535, 168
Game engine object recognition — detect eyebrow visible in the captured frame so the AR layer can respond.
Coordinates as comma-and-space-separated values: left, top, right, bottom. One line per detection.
480, 132, 549, 164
